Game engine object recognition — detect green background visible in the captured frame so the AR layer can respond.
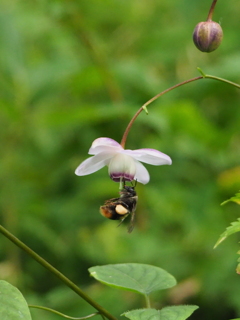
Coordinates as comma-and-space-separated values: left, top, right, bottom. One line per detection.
0, 0, 240, 319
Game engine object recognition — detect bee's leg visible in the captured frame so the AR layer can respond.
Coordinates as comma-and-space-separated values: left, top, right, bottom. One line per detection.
117, 213, 130, 227
130, 180, 137, 188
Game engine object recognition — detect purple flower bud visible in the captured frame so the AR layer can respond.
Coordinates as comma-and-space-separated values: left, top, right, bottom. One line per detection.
193, 21, 223, 52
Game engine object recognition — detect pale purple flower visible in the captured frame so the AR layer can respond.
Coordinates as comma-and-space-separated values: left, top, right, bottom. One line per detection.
75, 137, 172, 184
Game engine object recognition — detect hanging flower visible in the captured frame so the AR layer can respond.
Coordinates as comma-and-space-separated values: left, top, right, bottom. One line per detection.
75, 137, 172, 184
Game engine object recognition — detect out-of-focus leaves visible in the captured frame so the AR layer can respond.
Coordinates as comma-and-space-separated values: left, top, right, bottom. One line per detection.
218, 168, 240, 193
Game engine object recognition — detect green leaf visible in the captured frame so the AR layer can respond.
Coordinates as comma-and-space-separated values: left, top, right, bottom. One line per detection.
122, 305, 199, 320
214, 218, 240, 248
88, 263, 176, 295
197, 67, 206, 77
0, 280, 32, 320
221, 192, 240, 205
142, 105, 149, 114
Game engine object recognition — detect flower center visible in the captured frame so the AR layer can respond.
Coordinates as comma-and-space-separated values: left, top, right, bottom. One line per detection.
108, 153, 136, 182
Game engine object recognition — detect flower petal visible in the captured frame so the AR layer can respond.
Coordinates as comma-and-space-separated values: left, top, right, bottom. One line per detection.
123, 148, 172, 166
89, 138, 122, 155
75, 152, 114, 176
108, 153, 136, 182
134, 160, 150, 184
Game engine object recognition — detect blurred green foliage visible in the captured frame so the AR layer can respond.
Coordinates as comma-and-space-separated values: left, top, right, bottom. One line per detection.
0, 0, 240, 319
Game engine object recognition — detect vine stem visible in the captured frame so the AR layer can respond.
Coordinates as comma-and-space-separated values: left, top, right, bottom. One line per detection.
120, 72, 240, 148
120, 76, 203, 148
29, 305, 99, 320
207, 0, 218, 21
204, 74, 240, 88
0, 225, 117, 320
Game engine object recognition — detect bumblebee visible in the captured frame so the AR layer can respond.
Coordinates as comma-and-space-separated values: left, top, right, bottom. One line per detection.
100, 185, 138, 233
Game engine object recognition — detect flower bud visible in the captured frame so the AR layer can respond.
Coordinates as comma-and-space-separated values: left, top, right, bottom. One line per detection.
193, 21, 223, 52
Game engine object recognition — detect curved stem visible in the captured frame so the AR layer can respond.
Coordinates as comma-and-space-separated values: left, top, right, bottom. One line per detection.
29, 305, 99, 320
120, 72, 240, 148
142, 76, 203, 109
207, 0, 218, 21
0, 225, 117, 320
120, 76, 203, 148
204, 74, 240, 89
120, 107, 143, 147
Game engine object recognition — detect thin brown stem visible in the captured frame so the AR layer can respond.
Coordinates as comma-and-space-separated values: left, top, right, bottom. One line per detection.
143, 76, 203, 109
207, 0, 218, 21
120, 76, 203, 148
120, 107, 143, 147
120, 72, 240, 148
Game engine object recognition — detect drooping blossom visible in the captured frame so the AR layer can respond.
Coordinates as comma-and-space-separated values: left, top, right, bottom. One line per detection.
75, 137, 172, 184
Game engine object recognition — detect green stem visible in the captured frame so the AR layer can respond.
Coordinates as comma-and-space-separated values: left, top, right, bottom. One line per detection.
120, 72, 240, 148
0, 225, 117, 320
205, 74, 240, 89
29, 305, 99, 320
207, 0, 218, 21
144, 294, 151, 308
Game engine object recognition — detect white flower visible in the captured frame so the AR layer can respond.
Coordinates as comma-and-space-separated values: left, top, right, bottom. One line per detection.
75, 137, 172, 184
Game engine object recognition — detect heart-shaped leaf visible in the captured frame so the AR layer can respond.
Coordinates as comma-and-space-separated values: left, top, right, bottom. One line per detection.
0, 280, 32, 320
89, 263, 176, 295
122, 305, 198, 320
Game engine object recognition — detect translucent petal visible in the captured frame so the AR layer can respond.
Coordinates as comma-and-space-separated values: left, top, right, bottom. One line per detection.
75, 152, 114, 176
134, 161, 150, 184
89, 138, 122, 155
123, 148, 172, 166
108, 153, 136, 182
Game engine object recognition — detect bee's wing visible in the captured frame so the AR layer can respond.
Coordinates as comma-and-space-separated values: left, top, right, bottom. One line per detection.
127, 211, 136, 233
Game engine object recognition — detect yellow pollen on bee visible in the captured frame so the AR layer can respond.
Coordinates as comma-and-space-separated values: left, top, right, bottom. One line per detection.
115, 205, 128, 215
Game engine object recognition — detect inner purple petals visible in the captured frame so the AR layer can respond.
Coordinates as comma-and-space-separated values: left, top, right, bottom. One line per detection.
110, 172, 134, 182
